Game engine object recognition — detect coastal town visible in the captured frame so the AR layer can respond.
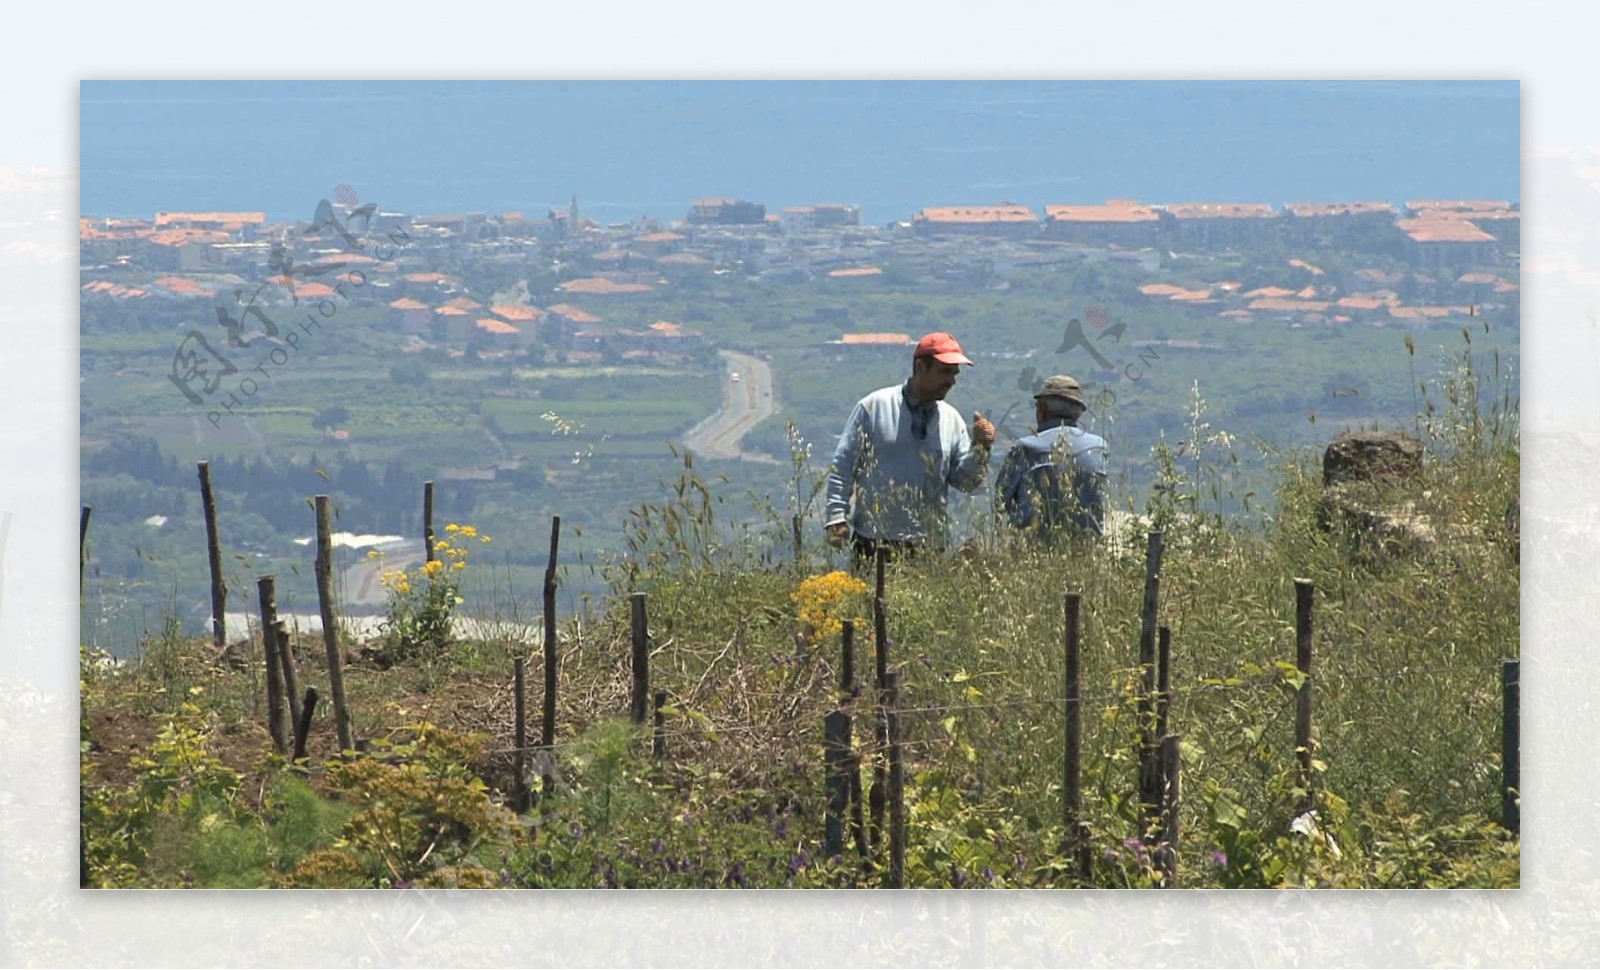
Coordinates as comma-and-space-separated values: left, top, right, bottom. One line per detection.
80, 193, 1520, 372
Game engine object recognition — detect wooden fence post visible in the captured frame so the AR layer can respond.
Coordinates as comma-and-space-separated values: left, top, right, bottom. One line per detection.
1294, 578, 1315, 817
630, 592, 650, 725
541, 515, 561, 792
653, 690, 668, 760
198, 461, 226, 649
1159, 733, 1181, 888
885, 671, 905, 889
841, 620, 868, 860
1501, 658, 1520, 834
824, 709, 851, 858
314, 495, 354, 752
79, 505, 91, 601
291, 687, 319, 763
870, 547, 889, 853
514, 658, 528, 812
1063, 592, 1091, 881
1137, 531, 1164, 828
256, 576, 287, 753
275, 620, 303, 730
792, 513, 804, 568
423, 480, 436, 563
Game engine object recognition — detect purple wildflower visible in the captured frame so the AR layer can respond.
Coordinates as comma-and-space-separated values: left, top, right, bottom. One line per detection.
774, 818, 789, 838
651, 837, 665, 854
951, 867, 968, 888
1208, 850, 1228, 867
982, 867, 996, 883
789, 852, 807, 874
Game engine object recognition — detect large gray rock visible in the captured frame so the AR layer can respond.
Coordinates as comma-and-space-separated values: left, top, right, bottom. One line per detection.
1322, 430, 1424, 488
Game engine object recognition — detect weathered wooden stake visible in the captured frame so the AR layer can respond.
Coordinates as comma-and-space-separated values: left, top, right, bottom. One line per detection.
1136, 531, 1164, 825
79, 505, 91, 601
275, 620, 302, 730
653, 690, 668, 760
291, 687, 319, 763
514, 658, 528, 812
630, 592, 650, 725
1159, 733, 1181, 888
198, 461, 226, 649
824, 709, 851, 858
1156, 625, 1173, 740
314, 495, 354, 752
886, 671, 905, 889
792, 513, 804, 567
541, 515, 561, 791
1501, 658, 1520, 834
870, 548, 889, 851
1063, 592, 1091, 880
840, 618, 856, 696
1294, 578, 1315, 817
256, 576, 287, 753
423, 480, 436, 563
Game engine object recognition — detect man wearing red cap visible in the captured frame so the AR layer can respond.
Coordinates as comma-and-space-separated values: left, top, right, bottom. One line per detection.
824, 331, 997, 563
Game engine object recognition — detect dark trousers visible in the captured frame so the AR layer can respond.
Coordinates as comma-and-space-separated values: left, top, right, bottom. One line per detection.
851, 534, 920, 572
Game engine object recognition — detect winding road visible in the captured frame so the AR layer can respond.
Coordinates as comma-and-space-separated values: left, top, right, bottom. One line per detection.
682, 349, 781, 463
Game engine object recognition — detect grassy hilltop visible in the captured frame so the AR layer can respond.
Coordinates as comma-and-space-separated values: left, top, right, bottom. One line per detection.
80, 331, 1519, 889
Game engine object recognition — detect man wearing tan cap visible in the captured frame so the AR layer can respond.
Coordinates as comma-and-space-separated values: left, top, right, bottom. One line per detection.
995, 374, 1108, 540
824, 331, 997, 564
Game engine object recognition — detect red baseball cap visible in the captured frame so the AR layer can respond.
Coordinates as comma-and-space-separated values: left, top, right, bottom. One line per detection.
913, 332, 975, 366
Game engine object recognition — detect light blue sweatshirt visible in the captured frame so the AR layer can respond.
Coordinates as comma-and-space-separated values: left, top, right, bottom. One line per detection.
824, 382, 989, 543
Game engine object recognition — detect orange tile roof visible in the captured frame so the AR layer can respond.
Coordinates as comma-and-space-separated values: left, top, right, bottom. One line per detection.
635, 231, 685, 243
81, 280, 151, 298
1244, 286, 1295, 298
404, 272, 461, 284
1045, 201, 1159, 223
1397, 216, 1496, 244
1388, 305, 1452, 319
150, 276, 217, 297
547, 303, 603, 324
1336, 296, 1387, 310
153, 211, 266, 227
1406, 200, 1515, 215
648, 321, 683, 334
828, 267, 883, 278
1284, 202, 1397, 218
1138, 283, 1212, 301
1248, 297, 1331, 312
917, 205, 1039, 224
1289, 259, 1325, 275
558, 277, 655, 295
443, 296, 484, 310
292, 282, 338, 299
1296, 285, 1319, 299
476, 318, 521, 335
491, 304, 544, 321
147, 228, 231, 247
1162, 203, 1276, 219
840, 333, 913, 345
389, 297, 430, 310
433, 306, 471, 316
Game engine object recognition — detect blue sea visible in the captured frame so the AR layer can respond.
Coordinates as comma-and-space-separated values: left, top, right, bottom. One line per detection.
79, 80, 1520, 225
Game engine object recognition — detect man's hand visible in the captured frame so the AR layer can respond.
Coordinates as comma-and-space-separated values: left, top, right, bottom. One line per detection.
972, 411, 996, 448
826, 522, 850, 548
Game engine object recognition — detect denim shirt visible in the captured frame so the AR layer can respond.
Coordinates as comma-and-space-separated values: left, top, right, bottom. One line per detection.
995, 417, 1109, 537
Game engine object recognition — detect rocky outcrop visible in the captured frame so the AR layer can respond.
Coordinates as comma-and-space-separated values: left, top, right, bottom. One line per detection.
1318, 430, 1437, 554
